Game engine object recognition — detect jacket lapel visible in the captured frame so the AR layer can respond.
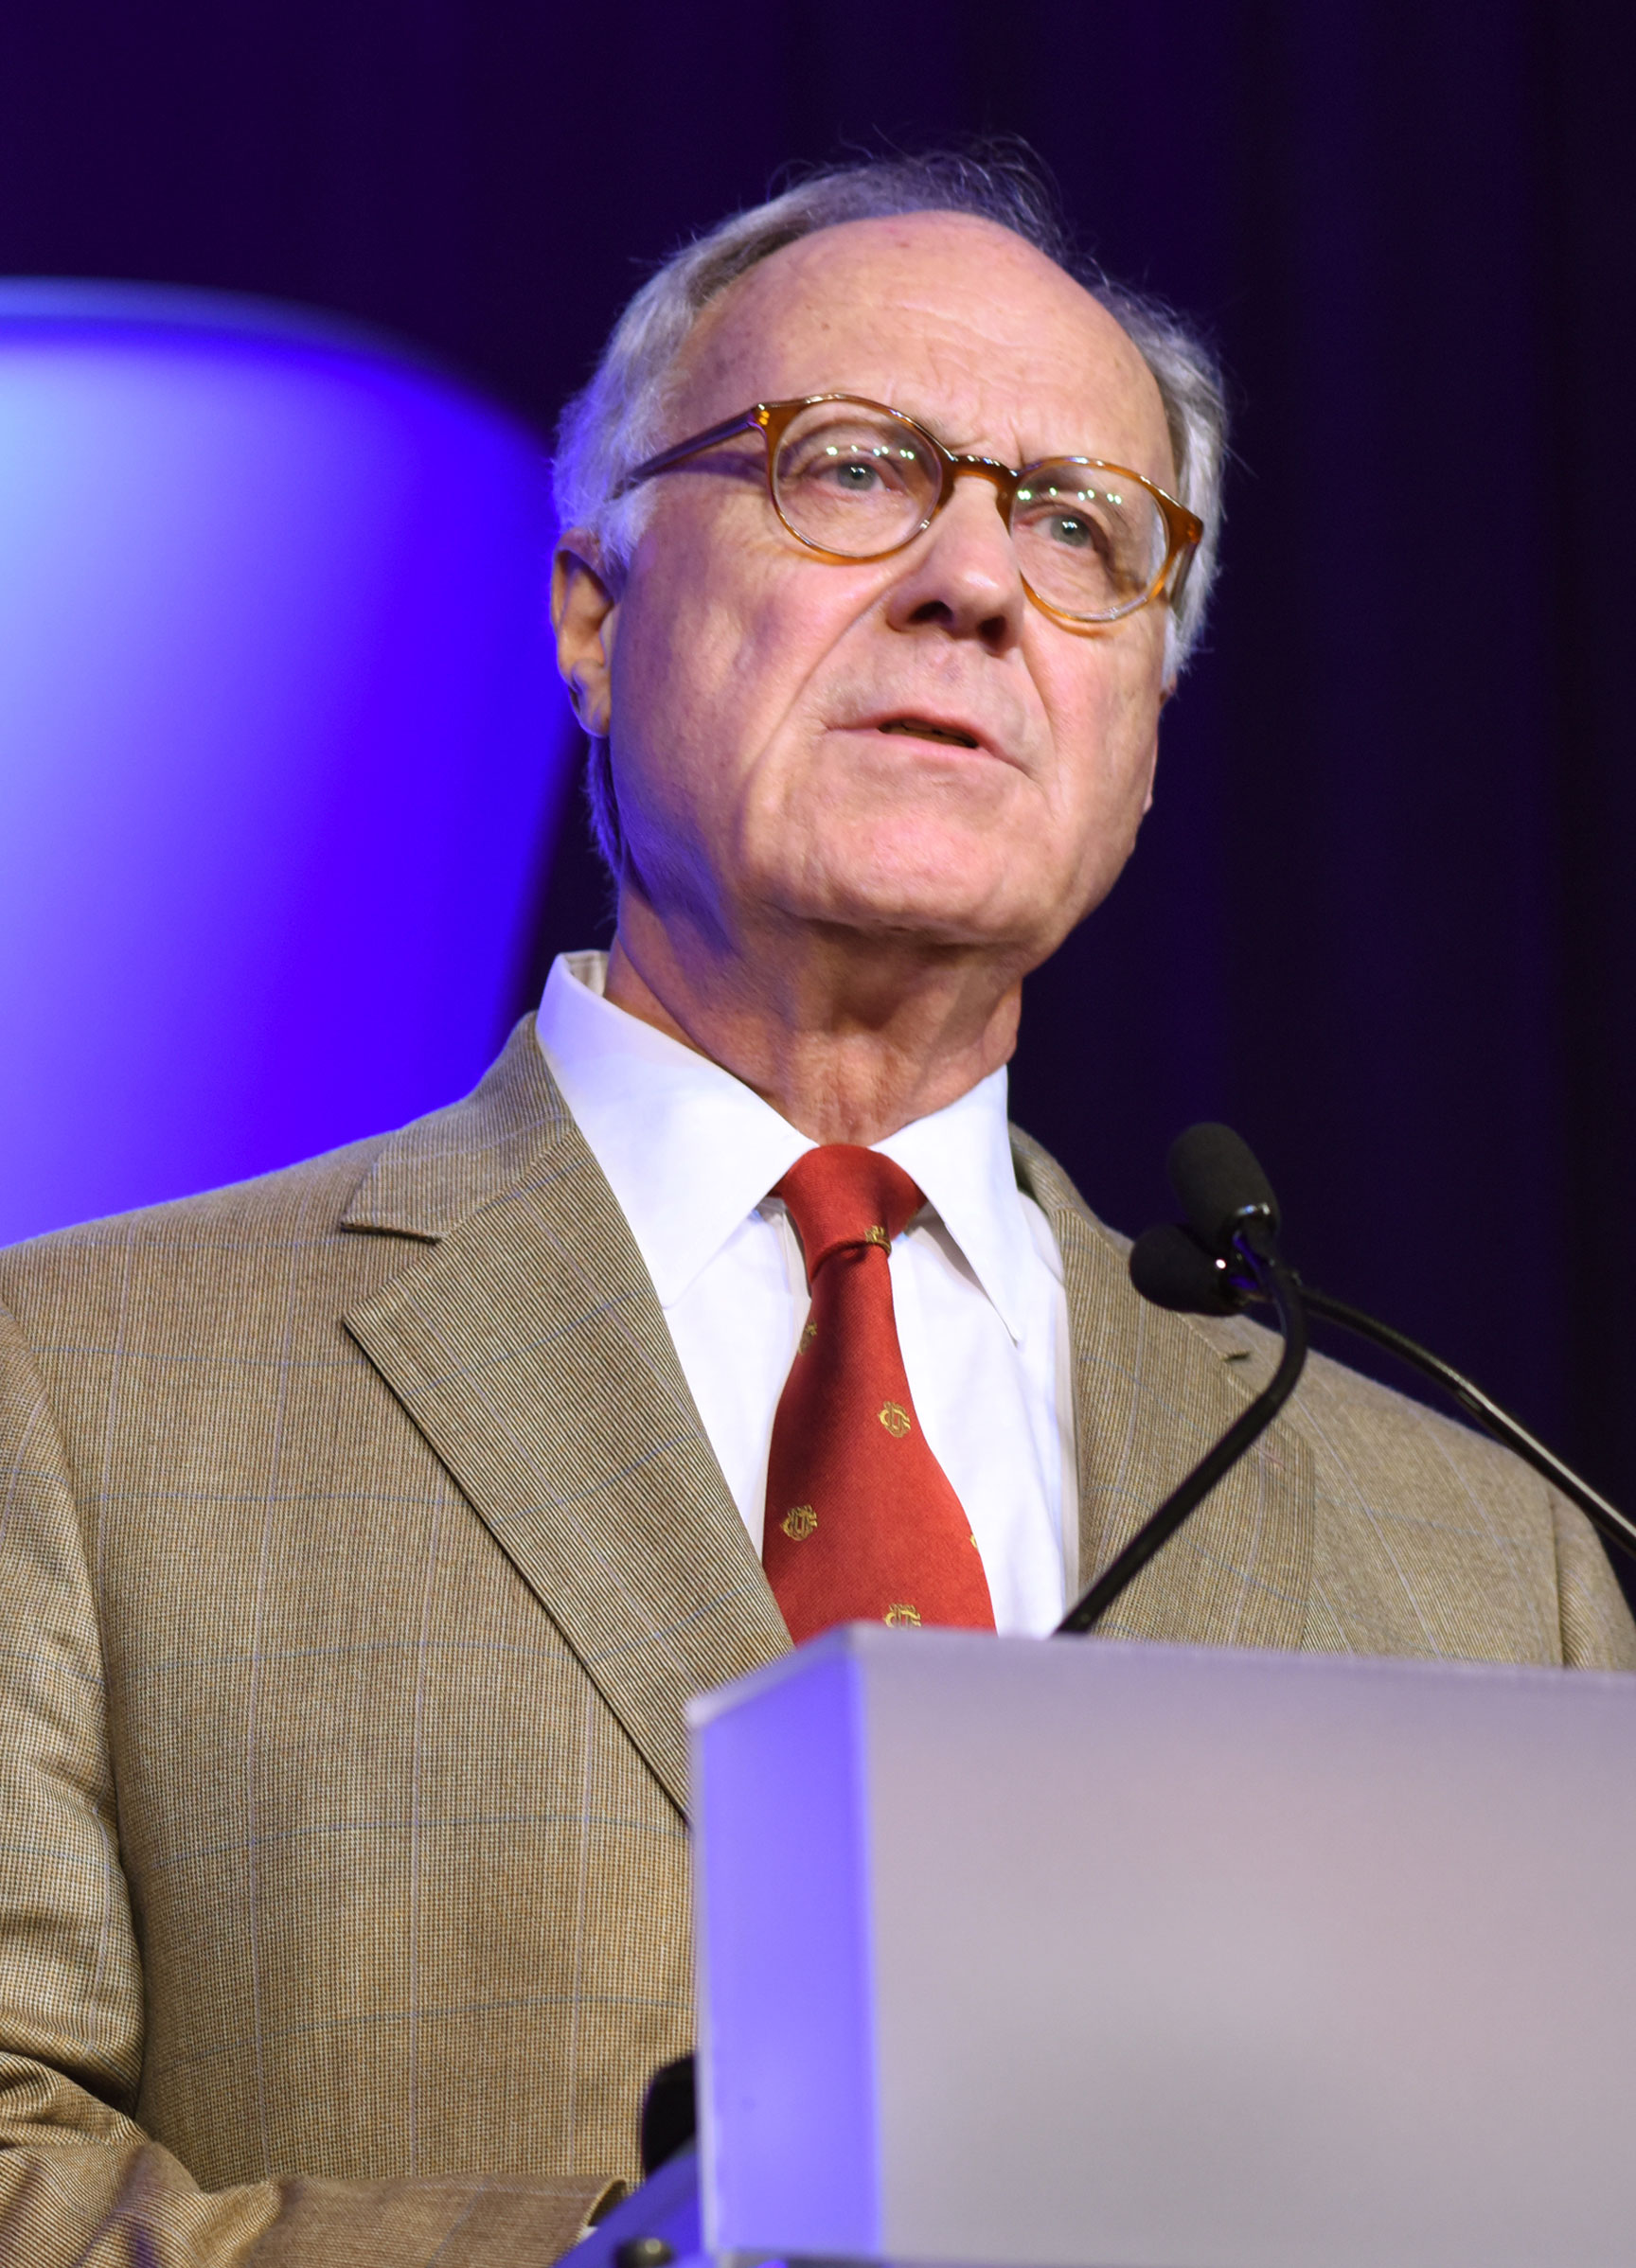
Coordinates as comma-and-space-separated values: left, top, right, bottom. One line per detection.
1013, 1131, 1314, 1651
336, 1019, 1310, 1811
340, 1019, 790, 1816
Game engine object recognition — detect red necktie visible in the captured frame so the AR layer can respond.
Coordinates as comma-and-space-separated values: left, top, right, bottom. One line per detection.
761, 1144, 995, 1643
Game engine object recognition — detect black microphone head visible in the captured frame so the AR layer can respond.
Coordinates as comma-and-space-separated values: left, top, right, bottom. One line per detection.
1167, 1122, 1281, 1257
638, 2051, 697, 2174
1128, 1222, 1245, 1315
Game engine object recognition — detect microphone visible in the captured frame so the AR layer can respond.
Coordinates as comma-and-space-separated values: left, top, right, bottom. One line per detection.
1057, 1125, 1311, 1635
638, 2052, 697, 2176
1167, 1120, 1281, 1259
1114, 1125, 1636, 1594
1129, 1220, 1239, 1315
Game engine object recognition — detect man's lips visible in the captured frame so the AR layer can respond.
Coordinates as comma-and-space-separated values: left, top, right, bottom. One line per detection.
870, 714, 984, 752
837, 705, 1030, 771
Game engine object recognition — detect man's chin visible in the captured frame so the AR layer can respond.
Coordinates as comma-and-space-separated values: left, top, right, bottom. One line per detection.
767, 867, 1059, 960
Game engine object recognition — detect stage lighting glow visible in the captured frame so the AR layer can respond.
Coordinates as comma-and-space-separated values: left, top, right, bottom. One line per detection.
0, 282, 571, 1247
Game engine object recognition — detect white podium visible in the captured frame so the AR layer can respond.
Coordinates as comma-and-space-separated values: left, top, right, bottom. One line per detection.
679, 1626, 1636, 2268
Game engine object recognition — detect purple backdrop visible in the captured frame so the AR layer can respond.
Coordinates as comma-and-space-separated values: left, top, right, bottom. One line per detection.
2, 0, 1631, 1560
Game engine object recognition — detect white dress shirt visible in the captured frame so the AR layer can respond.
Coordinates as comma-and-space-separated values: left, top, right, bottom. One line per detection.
536, 952, 1077, 1635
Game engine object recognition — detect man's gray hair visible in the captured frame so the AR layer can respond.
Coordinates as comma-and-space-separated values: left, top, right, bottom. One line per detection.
553, 151, 1228, 872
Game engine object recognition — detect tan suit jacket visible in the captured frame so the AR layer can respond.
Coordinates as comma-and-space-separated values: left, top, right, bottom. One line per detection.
1, 1019, 1630, 2265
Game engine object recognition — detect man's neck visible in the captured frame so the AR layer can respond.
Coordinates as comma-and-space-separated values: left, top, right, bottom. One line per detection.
603, 908, 1023, 1146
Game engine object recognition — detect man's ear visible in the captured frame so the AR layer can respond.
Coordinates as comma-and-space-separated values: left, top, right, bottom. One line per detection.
551, 533, 619, 738
1141, 675, 1178, 813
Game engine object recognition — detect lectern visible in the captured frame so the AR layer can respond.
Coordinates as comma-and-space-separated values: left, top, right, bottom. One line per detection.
579, 1627, 1636, 2268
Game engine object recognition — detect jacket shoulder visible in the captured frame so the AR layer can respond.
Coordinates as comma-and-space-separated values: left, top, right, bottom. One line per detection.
1009, 1115, 1556, 1493
1008, 1119, 1636, 1669
5, 1133, 389, 1259
0, 1013, 560, 1289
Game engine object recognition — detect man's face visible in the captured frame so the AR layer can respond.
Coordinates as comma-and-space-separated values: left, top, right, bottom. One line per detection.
563, 212, 1178, 974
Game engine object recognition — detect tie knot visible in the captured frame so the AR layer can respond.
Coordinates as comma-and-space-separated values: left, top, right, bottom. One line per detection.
774, 1145, 925, 1285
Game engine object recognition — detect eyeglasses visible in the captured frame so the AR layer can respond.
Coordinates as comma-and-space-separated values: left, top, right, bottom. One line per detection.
615, 393, 1201, 629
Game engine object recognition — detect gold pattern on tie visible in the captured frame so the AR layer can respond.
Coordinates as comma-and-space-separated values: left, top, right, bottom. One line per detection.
760, 1144, 996, 1643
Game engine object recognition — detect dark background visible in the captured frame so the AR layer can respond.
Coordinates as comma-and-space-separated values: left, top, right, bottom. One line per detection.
6, 2, 1634, 1578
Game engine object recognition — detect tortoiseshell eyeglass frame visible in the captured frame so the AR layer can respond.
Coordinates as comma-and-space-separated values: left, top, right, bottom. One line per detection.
614, 392, 1203, 630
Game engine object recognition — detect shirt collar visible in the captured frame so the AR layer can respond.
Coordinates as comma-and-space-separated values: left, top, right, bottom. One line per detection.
875, 1073, 1035, 1344
536, 951, 1033, 1338
537, 952, 809, 1309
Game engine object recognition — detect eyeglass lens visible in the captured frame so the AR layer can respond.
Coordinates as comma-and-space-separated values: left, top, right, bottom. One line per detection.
771, 400, 1171, 620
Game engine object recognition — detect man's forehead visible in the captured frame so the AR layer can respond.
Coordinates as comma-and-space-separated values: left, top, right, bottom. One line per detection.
669, 212, 1169, 470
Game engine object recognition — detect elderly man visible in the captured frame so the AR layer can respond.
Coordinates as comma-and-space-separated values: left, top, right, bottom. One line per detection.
0, 153, 1630, 2265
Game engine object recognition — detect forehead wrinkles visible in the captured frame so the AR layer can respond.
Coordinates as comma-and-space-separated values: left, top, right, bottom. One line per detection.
667, 224, 1167, 475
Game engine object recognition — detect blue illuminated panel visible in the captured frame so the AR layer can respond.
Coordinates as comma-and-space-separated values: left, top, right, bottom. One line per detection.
0, 281, 572, 1245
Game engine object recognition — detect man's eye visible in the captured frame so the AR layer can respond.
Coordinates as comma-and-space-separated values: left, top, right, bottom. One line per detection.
1048, 513, 1095, 549
804, 449, 899, 494
788, 440, 916, 490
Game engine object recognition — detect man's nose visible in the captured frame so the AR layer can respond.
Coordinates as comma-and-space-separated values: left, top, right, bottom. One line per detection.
880, 471, 1027, 651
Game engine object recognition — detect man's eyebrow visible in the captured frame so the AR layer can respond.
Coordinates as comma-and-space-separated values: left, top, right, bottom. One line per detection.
898, 414, 1015, 464
898, 406, 1098, 466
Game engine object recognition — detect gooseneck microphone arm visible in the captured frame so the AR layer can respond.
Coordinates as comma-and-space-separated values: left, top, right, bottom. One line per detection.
1293, 1283, 1636, 1564
1057, 1124, 1313, 1638
1072, 1123, 1636, 1634
1057, 1239, 1309, 1634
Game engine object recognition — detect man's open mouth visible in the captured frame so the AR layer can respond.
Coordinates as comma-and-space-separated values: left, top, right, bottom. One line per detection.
877, 717, 981, 750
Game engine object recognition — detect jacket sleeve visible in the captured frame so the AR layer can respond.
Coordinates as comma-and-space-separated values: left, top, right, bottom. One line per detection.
1553, 1485, 1636, 1672
0, 1302, 612, 2266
